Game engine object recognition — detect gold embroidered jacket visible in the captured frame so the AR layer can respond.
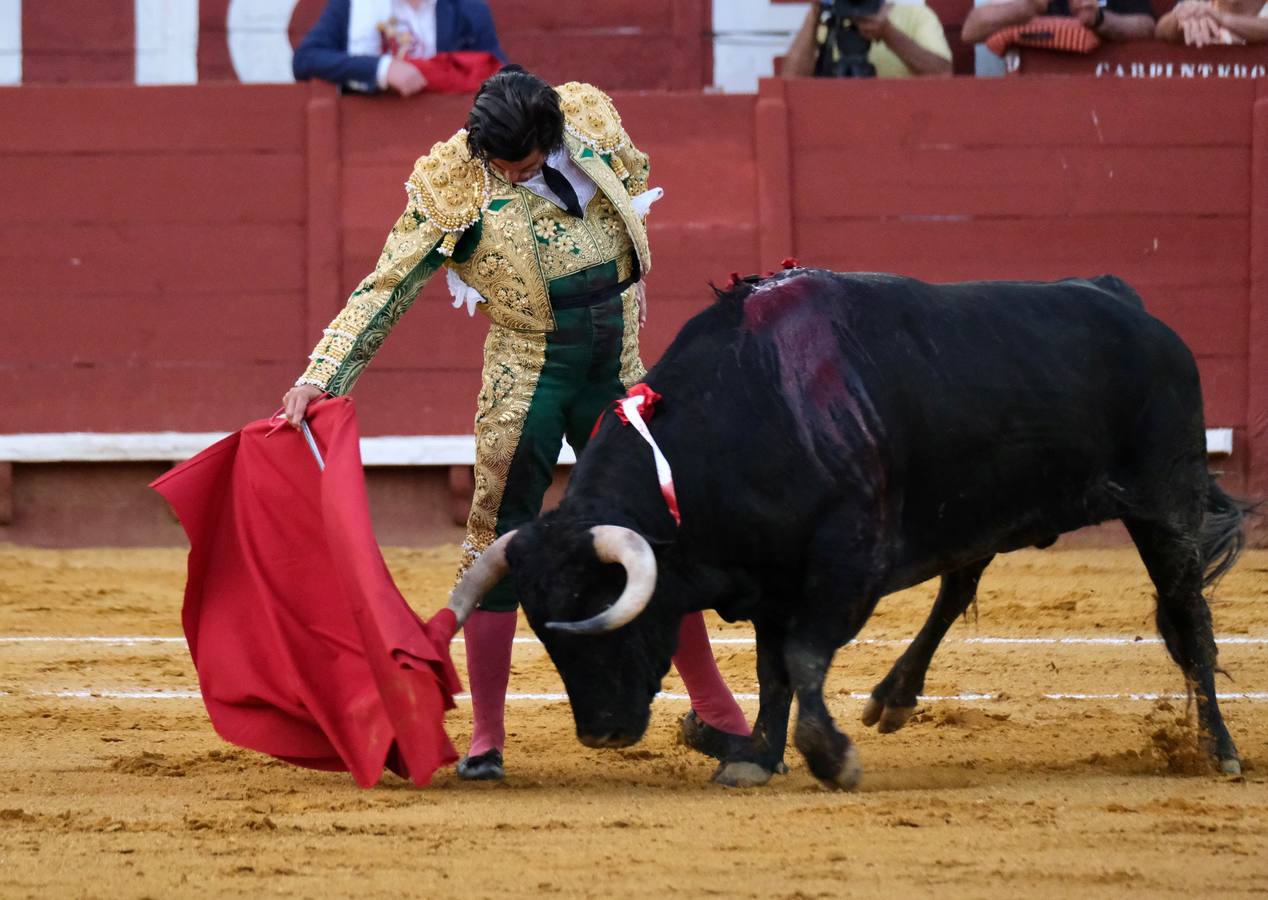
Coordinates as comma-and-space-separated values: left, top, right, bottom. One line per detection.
298, 82, 652, 395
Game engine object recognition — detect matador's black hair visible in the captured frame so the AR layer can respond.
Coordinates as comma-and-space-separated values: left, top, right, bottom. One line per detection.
465, 65, 564, 163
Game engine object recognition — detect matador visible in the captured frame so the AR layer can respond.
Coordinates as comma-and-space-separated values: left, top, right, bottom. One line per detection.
284, 67, 750, 781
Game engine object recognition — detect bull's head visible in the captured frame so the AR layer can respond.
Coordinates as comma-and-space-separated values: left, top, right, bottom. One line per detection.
448, 520, 680, 749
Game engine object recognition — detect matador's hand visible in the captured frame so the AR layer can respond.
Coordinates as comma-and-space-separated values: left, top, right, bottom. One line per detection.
283, 385, 325, 429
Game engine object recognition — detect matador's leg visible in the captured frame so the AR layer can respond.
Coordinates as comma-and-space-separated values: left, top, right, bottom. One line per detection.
456, 324, 558, 777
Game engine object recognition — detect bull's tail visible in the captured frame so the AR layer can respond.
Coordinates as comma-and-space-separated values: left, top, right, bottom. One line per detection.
1200, 477, 1253, 590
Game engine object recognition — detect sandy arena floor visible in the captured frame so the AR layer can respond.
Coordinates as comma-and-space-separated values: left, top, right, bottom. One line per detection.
0, 544, 1266, 898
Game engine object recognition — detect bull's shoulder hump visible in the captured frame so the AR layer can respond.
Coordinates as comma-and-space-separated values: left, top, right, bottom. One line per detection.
1087, 274, 1146, 310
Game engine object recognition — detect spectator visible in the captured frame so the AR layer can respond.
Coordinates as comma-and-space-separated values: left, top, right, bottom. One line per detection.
783, 1, 953, 78
961, 0, 1155, 44
293, 0, 505, 96
1156, 0, 1268, 45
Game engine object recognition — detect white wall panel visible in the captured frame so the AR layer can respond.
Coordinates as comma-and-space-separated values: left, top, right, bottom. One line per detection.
136, 0, 199, 85
227, 0, 300, 83
0, 0, 21, 86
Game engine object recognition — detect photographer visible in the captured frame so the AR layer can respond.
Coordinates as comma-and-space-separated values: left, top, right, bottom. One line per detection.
784, 0, 953, 78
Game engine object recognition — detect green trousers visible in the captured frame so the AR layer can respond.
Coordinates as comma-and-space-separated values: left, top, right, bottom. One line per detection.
479, 292, 629, 611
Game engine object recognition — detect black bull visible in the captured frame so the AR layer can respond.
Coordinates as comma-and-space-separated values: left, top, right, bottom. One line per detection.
450, 268, 1249, 788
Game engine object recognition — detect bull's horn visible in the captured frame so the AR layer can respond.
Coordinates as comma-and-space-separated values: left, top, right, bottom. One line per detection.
447, 531, 516, 627
546, 526, 657, 634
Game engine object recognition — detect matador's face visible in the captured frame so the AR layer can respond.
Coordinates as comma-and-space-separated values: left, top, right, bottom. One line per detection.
489, 149, 547, 184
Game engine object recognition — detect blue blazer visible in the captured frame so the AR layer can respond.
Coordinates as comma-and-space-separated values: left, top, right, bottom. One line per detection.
293, 0, 506, 92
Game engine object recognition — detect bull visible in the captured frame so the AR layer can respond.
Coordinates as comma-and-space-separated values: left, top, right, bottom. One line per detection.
448, 268, 1249, 788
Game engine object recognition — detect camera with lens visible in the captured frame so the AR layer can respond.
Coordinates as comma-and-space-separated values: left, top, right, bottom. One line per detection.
814, 0, 884, 78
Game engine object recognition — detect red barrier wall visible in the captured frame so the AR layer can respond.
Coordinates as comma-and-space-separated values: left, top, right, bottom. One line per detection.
1, 78, 1265, 543
20, 0, 135, 83
1016, 42, 1268, 77
0, 85, 310, 433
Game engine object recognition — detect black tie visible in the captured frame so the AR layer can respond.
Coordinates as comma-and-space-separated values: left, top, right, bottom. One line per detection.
540, 162, 585, 219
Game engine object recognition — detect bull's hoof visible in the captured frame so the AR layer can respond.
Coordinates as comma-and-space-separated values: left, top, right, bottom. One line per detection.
861, 697, 883, 727
878, 705, 917, 734
1220, 757, 1242, 776
861, 697, 916, 733
818, 744, 862, 792
712, 761, 773, 788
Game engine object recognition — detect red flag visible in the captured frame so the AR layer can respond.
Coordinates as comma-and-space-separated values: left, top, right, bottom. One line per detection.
151, 397, 461, 788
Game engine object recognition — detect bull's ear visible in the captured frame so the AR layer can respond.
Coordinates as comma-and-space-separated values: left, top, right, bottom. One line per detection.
582, 514, 674, 550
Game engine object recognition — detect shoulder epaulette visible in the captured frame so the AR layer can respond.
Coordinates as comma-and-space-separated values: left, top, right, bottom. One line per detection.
404, 130, 491, 257
556, 82, 628, 168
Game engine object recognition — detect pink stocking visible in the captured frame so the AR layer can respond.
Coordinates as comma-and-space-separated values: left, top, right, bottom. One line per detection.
672, 611, 750, 736
463, 609, 517, 757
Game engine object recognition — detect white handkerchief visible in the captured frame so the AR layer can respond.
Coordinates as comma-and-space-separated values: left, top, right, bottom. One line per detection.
630, 186, 664, 218
446, 267, 486, 317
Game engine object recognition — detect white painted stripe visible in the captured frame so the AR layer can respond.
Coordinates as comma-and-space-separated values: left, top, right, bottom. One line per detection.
1043, 692, 1268, 701
37, 690, 203, 700
5, 634, 1266, 648
0, 432, 234, 462
135, 0, 198, 85
1, 636, 187, 644
0, 431, 1231, 466
226, 0, 301, 83
14, 690, 1268, 703
0, 0, 19, 85
0, 433, 577, 466
359, 435, 576, 466
962, 636, 1268, 646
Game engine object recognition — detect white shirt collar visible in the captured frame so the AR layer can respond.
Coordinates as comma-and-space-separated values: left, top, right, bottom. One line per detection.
517, 145, 599, 214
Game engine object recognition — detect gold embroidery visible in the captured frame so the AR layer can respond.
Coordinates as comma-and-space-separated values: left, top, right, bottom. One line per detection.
448, 190, 555, 331
298, 86, 653, 391
556, 82, 651, 199
405, 130, 490, 257
299, 202, 444, 392
444, 115, 652, 331
619, 284, 647, 388
524, 190, 634, 282
456, 325, 549, 580
618, 144, 651, 198
569, 139, 652, 277
556, 82, 626, 155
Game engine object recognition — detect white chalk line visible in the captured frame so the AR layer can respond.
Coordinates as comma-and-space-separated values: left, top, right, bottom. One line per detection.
3, 635, 1267, 648
4, 689, 1268, 704
1, 636, 188, 644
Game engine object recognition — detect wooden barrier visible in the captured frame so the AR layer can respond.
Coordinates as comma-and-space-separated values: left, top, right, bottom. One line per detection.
26, 0, 714, 90
1, 78, 1264, 544
1014, 41, 1268, 78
